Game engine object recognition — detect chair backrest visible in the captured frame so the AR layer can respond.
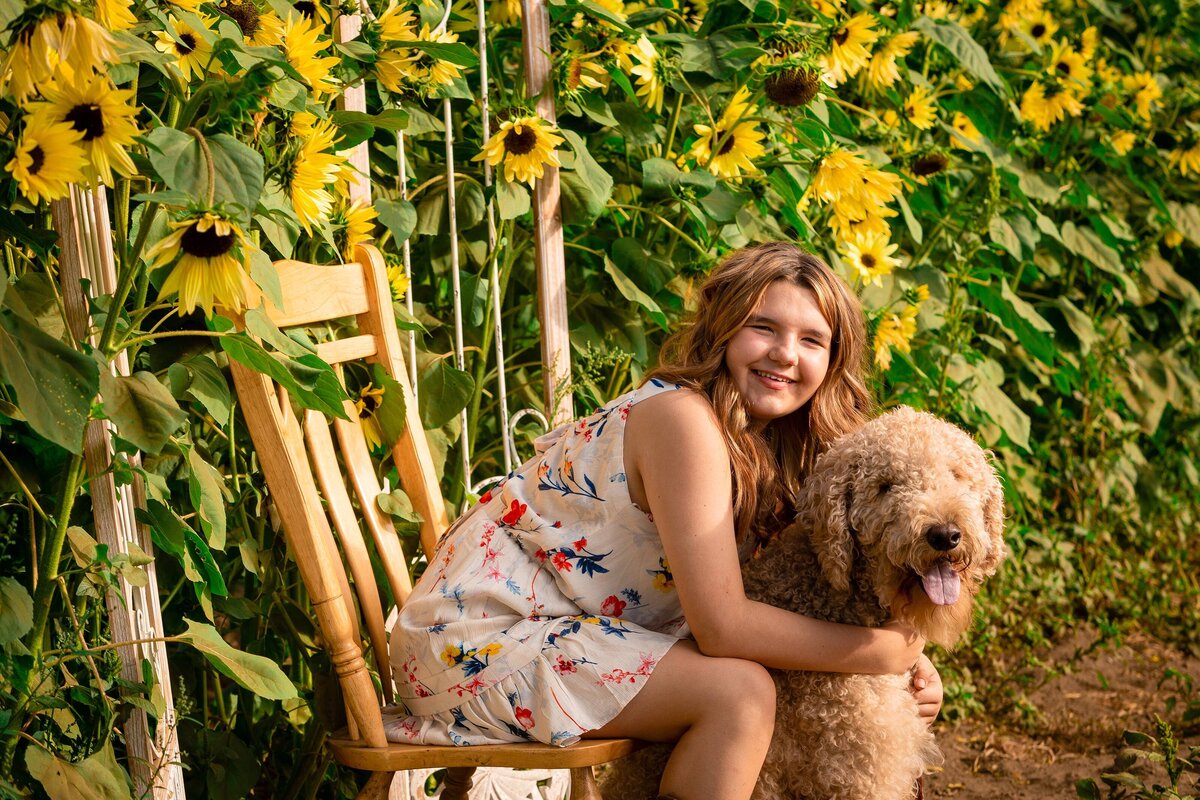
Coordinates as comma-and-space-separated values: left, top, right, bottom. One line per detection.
228, 244, 449, 748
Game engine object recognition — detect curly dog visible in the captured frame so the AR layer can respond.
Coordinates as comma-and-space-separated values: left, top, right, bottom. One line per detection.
601, 406, 1007, 799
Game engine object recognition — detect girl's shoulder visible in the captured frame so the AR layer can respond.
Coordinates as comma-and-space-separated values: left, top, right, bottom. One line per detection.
626, 384, 723, 443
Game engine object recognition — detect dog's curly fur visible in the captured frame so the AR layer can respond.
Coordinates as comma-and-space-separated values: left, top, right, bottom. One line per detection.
600, 407, 1007, 799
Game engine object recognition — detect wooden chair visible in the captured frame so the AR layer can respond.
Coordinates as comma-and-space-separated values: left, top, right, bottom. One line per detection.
228, 244, 640, 800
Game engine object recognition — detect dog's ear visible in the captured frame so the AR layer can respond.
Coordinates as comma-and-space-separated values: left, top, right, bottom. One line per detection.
801, 459, 856, 592
978, 454, 1007, 575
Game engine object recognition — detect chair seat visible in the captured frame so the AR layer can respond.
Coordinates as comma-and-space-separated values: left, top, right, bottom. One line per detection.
327, 734, 644, 771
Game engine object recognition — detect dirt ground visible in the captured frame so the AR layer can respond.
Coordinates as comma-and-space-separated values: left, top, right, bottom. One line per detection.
925, 631, 1200, 799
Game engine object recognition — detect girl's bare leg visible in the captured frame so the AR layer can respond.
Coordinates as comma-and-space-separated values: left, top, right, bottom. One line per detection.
583, 640, 775, 800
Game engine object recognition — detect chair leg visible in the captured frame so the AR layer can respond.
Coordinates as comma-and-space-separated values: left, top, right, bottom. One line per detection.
356, 771, 395, 800
441, 766, 476, 800
569, 767, 603, 800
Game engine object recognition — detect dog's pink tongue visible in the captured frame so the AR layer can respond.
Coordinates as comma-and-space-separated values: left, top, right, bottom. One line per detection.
921, 561, 961, 606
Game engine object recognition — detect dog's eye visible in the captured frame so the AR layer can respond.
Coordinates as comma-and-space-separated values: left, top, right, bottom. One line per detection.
878, 482, 893, 495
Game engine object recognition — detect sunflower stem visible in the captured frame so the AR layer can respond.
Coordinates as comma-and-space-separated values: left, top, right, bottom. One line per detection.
186, 127, 216, 207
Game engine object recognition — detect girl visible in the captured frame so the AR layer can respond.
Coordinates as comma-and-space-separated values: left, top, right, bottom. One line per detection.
388, 242, 942, 800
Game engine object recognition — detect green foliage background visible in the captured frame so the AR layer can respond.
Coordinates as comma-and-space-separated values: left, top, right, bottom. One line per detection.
0, 0, 1198, 796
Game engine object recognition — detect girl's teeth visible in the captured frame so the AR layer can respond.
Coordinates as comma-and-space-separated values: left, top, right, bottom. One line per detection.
755, 370, 790, 383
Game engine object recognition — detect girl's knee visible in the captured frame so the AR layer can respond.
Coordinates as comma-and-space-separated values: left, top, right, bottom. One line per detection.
707, 658, 776, 726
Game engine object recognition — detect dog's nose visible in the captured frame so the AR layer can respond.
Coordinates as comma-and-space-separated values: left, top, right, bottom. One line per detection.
926, 523, 961, 551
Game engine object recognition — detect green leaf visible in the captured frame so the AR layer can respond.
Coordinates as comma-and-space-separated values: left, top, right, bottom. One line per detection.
0, 309, 98, 454
377, 198, 418, 244
559, 129, 614, 226
604, 256, 668, 331
914, 17, 1008, 98
141, 500, 188, 558
968, 280, 1056, 366
1168, 201, 1200, 246
1054, 297, 1100, 356
143, 129, 265, 218
249, 248, 284, 310
178, 619, 297, 699
1142, 254, 1200, 317
175, 355, 232, 423
26, 742, 131, 800
184, 527, 228, 596
418, 360, 475, 429
187, 447, 228, 551
400, 39, 478, 66
215, 323, 349, 419
332, 108, 410, 132
244, 307, 312, 357
988, 216, 1021, 256
256, 184, 301, 259
371, 364, 408, 447
0, 577, 33, 644
495, 178, 531, 220
641, 157, 716, 196
100, 371, 188, 455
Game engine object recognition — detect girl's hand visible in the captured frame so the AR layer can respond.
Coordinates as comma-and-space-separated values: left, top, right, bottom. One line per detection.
909, 653, 943, 726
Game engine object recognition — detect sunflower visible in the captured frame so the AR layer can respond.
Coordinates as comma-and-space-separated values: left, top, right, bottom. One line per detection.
1019, 80, 1083, 131
866, 31, 918, 90
950, 111, 982, 146
1168, 143, 1200, 178
376, 24, 463, 96
873, 303, 919, 370
281, 14, 340, 97
333, 200, 378, 260
355, 384, 386, 450
630, 37, 666, 114
822, 13, 878, 86
290, 0, 331, 27
219, 0, 284, 45
95, 0, 137, 32
902, 85, 938, 130
376, 2, 417, 42
560, 42, 608, 95
811, 147, 871, 205
910, 151, 950, 183
1003, 10, 1058, 49
763, 58, 822, 108
27, 72, 140, 186
474, 114, 565, 188
1124, 72, 1161, 123
1109, 130, 1136, 155
386, 263, 411, 301
688, 87, 764, 179
282, 114, 344, 232
5, 118, 87, 204
489, 0, 523, 25
148, 211, 260, 316
1, 13, 115, 105
155, 16, 216, 82
1163, 228, 1183, 248
1079, 25, 1100, 61
842, 232, 900, 286
1048, 41, 1091, 90
829, 209, 892, 246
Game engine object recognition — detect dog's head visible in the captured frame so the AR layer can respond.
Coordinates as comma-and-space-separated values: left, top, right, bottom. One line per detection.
799, 406, 1006, 648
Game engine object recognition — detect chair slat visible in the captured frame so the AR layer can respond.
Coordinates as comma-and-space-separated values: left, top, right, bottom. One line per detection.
266, 261, 371, 327
305, 409, 392, 703
316, 334, 378, 365
327, 737, 643, 771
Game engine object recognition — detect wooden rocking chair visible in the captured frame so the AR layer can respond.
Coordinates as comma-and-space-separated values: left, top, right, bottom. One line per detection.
227, 244, 639, 799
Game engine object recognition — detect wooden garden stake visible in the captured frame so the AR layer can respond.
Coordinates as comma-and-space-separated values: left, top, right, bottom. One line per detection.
51, 185, 186, 799
521, 0, 575, 427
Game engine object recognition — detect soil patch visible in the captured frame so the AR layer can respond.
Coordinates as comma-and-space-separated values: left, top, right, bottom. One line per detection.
927, 630, 1200, 799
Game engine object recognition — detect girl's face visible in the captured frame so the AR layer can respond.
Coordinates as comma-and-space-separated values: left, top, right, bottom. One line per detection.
724, 280, 833, 427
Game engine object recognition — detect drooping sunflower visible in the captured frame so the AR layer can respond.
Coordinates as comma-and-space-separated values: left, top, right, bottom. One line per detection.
386, 263, 411, 301
1109, 130, 1136, 155
5, 118, 88, 204
1, 12, 115, 105
333, 200, 378, 260
687, 87, 765, 179
355, 384, 386, 450
762, 54, 823, 108
1019, 80, 1083, 131
902, 85, 938, 130
559, 41, 608, 96
1168, 142, 1200, 178
376, 24, 464, 97
474, 114, 565, 188
866, 31, 918, 90
27, 72, 140, 186
630, 37, 666, 114
219, 0, 284, 45
950, 111, 982, 147
1124, 72, 1162, 123
489, 0, 523, 26
822, 12, 878, 86
281, 14, 340, 97
873, 303, 919, 370
910, 151, 950, 183
148, 211, 260, 316
282, 113, 345, 232
95, 0, 137, 32
828, 208, 892, 246
1048, 41, 1091, 90
842, 232, 900, 286
1079, 25, 1100, 61
377, 2, 417, 42
155, 16, 216, 82
811, 147, 871, 205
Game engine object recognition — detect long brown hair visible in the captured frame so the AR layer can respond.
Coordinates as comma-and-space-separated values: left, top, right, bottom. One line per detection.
645, 242, 873, 549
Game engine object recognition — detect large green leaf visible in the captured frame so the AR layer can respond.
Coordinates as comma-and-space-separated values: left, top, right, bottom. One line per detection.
143, 128, 265, 218
168, 355, 232, 424
641, 157, 716, 196
1053, 297, 1100, 356
0, 576, 33, 644
418, 360, 475, 429
1168, 202, 1200, 246
187, 447, 229, 551
377, 198, 417, 244
559, 129, 614, 226
371, 364, 408, 447
26, 744, 131, 800
495, 178, 531, 220
914, 17, 1008, 98
398, 39, 478, 67
100, 371, 188, 454
968, 280, 1056, 366
178, 619, 297, 699
604, 256, 668, 331
0, 309, 97, 454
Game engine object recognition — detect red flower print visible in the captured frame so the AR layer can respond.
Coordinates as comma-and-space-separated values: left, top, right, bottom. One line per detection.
501, 499, 527, 525
534, 549, 548, 562
551, 551, 572, 571
479, 489, 493, 504
601, 595, 626, 618
573, 537, 588, 550
514, 706, 535, 730
553, 655, 578, 675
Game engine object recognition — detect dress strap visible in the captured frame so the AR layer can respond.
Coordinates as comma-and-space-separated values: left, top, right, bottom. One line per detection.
631, 378, 685, 406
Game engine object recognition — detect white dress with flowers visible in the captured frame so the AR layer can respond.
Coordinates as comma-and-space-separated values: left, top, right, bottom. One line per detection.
385, 379, 690, 747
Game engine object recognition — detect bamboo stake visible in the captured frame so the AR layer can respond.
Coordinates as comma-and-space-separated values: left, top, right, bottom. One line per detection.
51, 185, 185, 799
520, 0, 574, 427
336, 10, 372, 207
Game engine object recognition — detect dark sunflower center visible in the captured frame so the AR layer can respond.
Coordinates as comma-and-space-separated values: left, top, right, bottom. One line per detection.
28, 145, 45, 175
65, 104, 105, 141
177, 33, 197, 54
1030, 23, 1046, 38
912, 153, 949, 177
1056, 60, 1070, 74
861, 254, 877, 269
716, 129, 736, 156
833, 27, 849, 46
359, 394, 380, 416
221, 0, 261, 37
567, 60, 583, 90
1153, 130, 1177, 149
294, 0, 316, 17
765, 68, 819, 107
504, 126, 538, 156
180, 222, 236, 259
1044, 82, 1063, 100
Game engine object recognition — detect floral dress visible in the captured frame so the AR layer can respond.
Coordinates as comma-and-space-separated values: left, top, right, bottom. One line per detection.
385, 379, 689, 747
